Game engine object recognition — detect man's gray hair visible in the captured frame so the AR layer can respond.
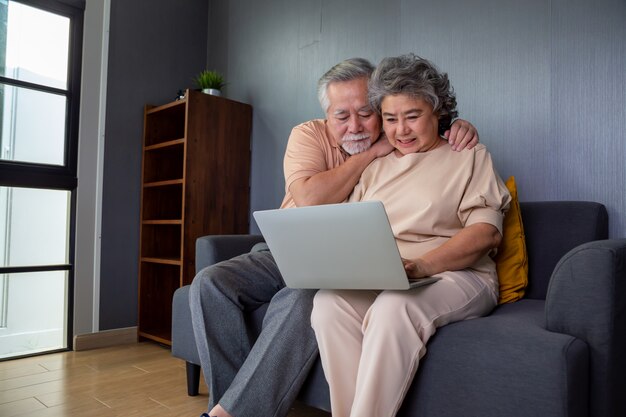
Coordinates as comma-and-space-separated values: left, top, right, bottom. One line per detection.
317, 58, 375, 113
368, 54, 458, 134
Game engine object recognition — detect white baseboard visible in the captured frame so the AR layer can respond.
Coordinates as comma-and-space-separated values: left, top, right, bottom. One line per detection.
73, 326, 138, 351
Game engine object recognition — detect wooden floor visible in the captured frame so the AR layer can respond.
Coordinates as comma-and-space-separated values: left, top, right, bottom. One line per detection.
0, 342, 329, 417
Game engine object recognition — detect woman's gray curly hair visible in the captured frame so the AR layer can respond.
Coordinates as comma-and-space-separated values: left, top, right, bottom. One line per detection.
368, 54, 458, 135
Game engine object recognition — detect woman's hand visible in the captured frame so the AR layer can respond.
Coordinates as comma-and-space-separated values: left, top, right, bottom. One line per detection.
409, 223, 502, 277
402, 258, 433, 279
444, 119, 479, 151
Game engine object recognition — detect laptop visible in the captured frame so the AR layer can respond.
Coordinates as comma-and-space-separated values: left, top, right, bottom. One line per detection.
252, 200, 441, 290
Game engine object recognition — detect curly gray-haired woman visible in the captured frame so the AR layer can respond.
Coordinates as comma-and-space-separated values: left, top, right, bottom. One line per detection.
311, 54, 511, 417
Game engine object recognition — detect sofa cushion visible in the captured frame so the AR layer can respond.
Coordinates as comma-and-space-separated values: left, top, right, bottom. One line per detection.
494, 176, 529, 304
520, 202, 608, 299
397, 300, 589, 417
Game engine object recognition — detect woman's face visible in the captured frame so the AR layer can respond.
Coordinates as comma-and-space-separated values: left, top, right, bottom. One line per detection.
380, 94, 441, 155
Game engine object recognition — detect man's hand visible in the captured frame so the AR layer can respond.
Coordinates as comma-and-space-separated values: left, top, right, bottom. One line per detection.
368, 133, 395, 157
289, 135, 390, 207
443, 119, 479, 151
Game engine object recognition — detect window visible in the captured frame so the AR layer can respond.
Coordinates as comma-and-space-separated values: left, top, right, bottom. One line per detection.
0, 0, 84, 359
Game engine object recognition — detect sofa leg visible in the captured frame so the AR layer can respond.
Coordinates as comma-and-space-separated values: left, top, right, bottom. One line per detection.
186, 362, 201, 396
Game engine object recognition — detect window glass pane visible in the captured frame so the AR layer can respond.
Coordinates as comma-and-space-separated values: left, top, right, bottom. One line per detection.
0, 84, 67, 165
1, 1, 70, 90
0, 270, 68, 359
0, 187, 70, 267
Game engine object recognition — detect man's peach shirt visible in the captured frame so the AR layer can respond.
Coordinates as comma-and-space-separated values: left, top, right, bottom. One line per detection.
280, 119, 349, 208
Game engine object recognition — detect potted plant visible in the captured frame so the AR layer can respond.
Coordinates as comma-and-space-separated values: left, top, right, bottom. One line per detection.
194, 69, 226, 96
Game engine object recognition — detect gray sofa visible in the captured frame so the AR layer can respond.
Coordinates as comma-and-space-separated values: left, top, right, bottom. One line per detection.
172, 201, 626, 417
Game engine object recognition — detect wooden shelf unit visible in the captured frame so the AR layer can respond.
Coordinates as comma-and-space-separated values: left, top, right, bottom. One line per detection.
138, 89, 252, 344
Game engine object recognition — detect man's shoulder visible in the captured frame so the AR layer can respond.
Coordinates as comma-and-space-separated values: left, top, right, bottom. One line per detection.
290, 119, 333, 147
292, 118, 327, 134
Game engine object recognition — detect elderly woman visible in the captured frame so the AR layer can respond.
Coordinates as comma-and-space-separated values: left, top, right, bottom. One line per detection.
310, 54, 511, 417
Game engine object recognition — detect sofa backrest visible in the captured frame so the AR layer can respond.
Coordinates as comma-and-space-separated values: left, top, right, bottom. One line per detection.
520, 201, 608, 299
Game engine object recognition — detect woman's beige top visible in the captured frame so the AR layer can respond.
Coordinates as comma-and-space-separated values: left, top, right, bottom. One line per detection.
349, 141, 511, 283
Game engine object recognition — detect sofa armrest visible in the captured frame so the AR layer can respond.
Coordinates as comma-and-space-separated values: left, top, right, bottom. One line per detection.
195, 234, 265, 272
545, 238, 626, 417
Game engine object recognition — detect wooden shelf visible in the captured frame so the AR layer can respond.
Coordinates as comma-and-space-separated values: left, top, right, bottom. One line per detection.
140, 224, 181, 260
145, 97, 186, 115
138, 261, 180, 344
142, 219, 182, 225
143, 179, 184, 188
141, 184, 183, 220
138, 89, 252, 343
141, 257, 182, 266
143, 101, 186, 147
138, 330, 172, 346
145, 138, 185, 151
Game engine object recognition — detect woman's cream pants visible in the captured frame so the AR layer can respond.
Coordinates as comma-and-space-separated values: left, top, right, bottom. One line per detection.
311, 270, 497, 417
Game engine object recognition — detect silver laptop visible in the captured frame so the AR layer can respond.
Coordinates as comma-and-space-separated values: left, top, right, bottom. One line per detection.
253, 201, 440, 290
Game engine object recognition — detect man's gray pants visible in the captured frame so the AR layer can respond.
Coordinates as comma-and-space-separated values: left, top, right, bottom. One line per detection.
189, 249, 319, 417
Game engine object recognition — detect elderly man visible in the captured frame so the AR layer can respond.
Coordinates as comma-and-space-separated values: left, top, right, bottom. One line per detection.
190, 57, 479, 417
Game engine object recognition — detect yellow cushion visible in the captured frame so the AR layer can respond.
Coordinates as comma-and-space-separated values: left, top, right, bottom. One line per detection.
494, 176, 528, 304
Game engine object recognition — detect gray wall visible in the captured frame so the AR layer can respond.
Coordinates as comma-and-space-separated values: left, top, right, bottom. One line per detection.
215, 0, 625, 238
98, 0, 625, 330
100, 0, 208, 330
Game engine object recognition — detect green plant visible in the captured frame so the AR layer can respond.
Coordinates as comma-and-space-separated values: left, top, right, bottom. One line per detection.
194, 69, 226, 90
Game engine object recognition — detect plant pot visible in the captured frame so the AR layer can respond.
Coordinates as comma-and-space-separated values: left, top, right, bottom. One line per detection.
201, 88, 221, 96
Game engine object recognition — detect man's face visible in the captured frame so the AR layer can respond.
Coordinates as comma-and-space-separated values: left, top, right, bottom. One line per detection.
325, 77, 381, 155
